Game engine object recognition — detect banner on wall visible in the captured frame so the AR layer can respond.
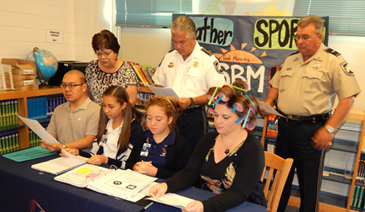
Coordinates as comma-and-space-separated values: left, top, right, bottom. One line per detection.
173, 15, 329, 100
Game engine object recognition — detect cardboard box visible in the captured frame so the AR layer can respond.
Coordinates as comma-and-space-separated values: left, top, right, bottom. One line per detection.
1, 58, 36, 75
14, 78, 36, 87
1, 58, 38, 91
12, 75, 37, 81
16, 84, 39, 91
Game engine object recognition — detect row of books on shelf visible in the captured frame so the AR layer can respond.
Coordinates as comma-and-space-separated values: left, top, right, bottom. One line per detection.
29, 130, 41, 147
27, 94, 66, 120
350, 185, 365, 211
128, 62, 156, 86
136, 91, 154, 106
350, 154, 365, 211
0, 131, 19, 154
0, 100, 19, 128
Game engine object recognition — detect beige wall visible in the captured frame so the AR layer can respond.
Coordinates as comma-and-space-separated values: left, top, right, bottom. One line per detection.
0, 0, 111, 62
118, 27, 171, 67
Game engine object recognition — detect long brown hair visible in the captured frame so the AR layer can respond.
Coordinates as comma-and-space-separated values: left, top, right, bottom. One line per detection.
96, 86, 142, 152
145, 96, 183, 133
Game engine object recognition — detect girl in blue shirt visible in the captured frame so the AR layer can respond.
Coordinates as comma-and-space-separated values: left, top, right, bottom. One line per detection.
126, 96, 191, 179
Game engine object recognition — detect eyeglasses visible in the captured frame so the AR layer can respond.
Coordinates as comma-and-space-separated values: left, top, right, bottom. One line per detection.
295, 33, 319, 41
95, 51, 113, 57
60, 83, 84, 89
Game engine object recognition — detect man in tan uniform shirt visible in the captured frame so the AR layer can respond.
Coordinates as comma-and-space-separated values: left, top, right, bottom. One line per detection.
261, 15, 361, 212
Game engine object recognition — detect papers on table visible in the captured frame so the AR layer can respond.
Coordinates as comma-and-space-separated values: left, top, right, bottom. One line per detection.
31, 155, 88, 175
147, 193, 195, 209
55, 164, 158, 202
86, 169, 157, 200
54, 164, 113, 187
2, 146, 56, 162
257, 102, 286, 118
17, 115, 59, 144
147, 86, 179, 98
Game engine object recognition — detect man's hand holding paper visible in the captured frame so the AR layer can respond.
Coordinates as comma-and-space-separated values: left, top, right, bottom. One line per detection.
258, 101, 286, 118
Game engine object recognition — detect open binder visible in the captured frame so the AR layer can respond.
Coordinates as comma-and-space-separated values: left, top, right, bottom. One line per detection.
54, 164, 157, 201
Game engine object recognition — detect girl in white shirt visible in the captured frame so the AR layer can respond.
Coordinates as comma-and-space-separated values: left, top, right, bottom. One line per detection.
63, 86, 143, 169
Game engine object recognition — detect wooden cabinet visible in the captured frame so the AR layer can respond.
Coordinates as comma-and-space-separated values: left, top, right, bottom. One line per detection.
260, 110, 365, 212
0, 87, 63, 150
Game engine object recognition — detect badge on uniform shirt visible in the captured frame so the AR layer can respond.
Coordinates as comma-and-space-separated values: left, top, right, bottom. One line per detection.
100, 135, 108, 144
193, 61, 199, 68
213, 60, 223, 74
140, 143, 151, 156
160, 146, 167, 157
341, 62, 354, 76
168, 62, 174, 68
286, 67, 292, 71
313, 64, 321, 69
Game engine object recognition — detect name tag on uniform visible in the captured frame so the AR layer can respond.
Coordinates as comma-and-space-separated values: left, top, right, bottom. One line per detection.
140, 143, 151, 156
101, 135, 108, 144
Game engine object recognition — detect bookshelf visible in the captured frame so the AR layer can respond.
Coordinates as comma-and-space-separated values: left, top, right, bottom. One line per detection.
261, 109, 365, 212
0, 87, 63, 150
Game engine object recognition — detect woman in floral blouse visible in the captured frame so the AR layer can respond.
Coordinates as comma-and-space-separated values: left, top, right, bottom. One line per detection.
85, 30, 139, 106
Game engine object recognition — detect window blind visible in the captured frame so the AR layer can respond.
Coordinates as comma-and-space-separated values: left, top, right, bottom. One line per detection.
293, 0, 365, 35
115, 0, 193, 28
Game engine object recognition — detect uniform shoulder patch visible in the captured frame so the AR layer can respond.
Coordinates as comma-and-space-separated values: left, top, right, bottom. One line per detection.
340, 61, 355, 76
325, 48, 341, 57
168, 48, 175, 53
201, 48, 212, 56
213, 60, 223, 74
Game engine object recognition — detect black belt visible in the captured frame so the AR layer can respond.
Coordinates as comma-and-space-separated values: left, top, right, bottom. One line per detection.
278, 109, 331, 124
183, 106, 204, 114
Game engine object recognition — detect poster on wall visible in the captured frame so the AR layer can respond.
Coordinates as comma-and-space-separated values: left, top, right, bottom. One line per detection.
173, 14, 329, 100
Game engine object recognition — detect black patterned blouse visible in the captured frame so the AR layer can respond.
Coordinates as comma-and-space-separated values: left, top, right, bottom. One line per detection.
85, 60, 139, 105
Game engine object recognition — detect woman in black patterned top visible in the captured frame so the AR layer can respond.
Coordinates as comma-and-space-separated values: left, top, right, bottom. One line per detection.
149, 81, 266, 212
85, 30, 139, 105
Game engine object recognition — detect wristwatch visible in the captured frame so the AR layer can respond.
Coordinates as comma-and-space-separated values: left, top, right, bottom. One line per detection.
189, 97, 195, 109
62, 144, 67, 149
324, 125, 336, 134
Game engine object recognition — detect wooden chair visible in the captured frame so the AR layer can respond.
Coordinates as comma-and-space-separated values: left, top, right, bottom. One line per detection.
261, 151, 294, 212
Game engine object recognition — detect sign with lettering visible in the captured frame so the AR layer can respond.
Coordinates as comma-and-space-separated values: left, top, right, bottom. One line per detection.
173, 15, 329, 100
46, 29, 64, 44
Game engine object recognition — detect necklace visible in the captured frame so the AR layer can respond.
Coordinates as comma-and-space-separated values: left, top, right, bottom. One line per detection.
221, 131, 242, 155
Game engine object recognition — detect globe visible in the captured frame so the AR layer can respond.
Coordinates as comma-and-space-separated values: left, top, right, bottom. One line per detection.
26, 48, 58, 80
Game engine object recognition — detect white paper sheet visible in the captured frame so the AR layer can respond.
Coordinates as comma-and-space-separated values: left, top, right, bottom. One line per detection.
147, 86, 179, 98
257, 102, 286, 118
147, 193, 195, 209
87, 169, 157, 199
17, 115, 59, 144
